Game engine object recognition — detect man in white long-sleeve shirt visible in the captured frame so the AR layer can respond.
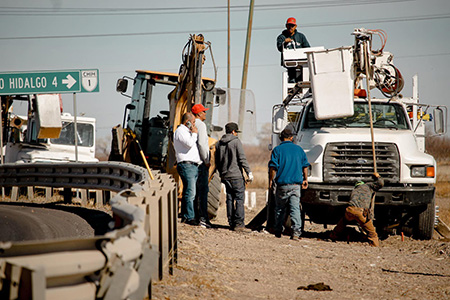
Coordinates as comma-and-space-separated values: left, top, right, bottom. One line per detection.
192, 104, 212, 228
174, 112, 202, 225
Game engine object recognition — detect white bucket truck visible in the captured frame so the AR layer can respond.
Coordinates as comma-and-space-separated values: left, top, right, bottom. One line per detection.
3, 94, 97, 163
271, 29, 447, 239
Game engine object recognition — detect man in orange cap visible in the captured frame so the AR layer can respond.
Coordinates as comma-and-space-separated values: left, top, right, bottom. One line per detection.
276, 17, 310, 52
191, 103, 212, 228
277, 17, 310, 83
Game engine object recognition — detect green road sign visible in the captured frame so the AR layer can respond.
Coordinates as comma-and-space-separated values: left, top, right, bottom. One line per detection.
0, 69, 99, 95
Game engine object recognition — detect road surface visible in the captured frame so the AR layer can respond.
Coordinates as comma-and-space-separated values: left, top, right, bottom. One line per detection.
0, 204, 98, 242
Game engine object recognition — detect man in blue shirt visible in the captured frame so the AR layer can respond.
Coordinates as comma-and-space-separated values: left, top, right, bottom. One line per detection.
269, 126, 310, 239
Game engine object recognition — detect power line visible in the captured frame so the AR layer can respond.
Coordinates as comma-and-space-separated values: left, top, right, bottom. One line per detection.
1, 13, 449, 41
396, 52, 450, 59
0, 0, 412, 16
97, 51, 450, 75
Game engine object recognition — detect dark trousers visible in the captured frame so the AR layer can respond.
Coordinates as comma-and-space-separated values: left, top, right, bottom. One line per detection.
223, 178, 246, 228
196, 163, 210, 222
287, 67, 303, 83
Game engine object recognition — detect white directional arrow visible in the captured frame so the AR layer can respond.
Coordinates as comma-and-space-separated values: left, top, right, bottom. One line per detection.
62, 74, 76, 89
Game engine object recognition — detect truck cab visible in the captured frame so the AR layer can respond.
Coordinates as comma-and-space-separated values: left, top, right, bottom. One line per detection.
5, 112, 97, 163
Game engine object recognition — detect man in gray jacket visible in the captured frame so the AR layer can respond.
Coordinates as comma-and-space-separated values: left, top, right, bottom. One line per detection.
215, 122, 253, 231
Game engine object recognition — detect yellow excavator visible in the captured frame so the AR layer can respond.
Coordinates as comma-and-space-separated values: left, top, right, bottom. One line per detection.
110, 34, 223, 218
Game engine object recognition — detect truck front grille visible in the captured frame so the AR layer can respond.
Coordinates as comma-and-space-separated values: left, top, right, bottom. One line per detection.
323, 142, 399, 183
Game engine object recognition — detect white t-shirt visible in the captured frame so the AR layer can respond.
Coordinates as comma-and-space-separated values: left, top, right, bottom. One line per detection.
173, 124, 201, 164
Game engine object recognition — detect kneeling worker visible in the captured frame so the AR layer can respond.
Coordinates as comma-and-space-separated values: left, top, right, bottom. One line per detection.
330, 172, 384, 246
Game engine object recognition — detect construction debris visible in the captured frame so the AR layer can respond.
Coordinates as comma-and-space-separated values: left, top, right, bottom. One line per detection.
297, 282, 332, 291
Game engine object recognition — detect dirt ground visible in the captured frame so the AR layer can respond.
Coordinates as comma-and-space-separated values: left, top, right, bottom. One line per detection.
152, 189, 450, 300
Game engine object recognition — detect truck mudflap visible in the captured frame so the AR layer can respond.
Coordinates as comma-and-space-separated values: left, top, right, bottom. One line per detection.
301, 183, 435, 225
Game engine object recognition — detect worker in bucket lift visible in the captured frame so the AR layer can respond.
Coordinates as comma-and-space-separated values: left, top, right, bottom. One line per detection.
276, 17, 310, 52
330, 172, 384, 247
276, 17, 310, 83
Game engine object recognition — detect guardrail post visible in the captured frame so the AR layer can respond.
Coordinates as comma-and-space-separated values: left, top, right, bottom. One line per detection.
45, 187, 52, 202
11, 187, 18, 201
80, 189, 88, 206
167, 177, 178, 274
1, 263, 45, 300
27, 187, 34, 201
95, 190, 104, 208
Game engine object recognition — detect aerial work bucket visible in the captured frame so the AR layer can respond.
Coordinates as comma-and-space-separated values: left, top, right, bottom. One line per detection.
307, 47, 354, 120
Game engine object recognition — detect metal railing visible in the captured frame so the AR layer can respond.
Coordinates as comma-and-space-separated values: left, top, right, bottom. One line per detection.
0, 162, 177, 300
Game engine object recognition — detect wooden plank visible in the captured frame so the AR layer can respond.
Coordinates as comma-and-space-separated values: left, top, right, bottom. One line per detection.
435, 217, 450, 238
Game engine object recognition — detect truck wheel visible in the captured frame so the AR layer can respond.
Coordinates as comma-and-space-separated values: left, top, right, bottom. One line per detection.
415, 197, 435, 240
207, 171, 221, 220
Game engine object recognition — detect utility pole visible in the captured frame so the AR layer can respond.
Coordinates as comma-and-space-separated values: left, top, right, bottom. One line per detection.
227, 0, 232, 121
239, 0, 254, 131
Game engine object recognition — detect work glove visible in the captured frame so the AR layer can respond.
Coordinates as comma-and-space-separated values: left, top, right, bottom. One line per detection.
247, 172, 254, 183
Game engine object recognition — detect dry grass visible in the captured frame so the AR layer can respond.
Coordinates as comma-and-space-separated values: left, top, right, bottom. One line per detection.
244, 144, 270, 189
436, 161, 450, 225
427, 135, 450, 164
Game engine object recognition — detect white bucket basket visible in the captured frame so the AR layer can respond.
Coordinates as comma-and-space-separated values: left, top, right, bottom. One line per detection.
307, 47, 354, 120
282, 46, 325, 68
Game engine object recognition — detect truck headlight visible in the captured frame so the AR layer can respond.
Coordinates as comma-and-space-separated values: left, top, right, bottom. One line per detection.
411, 166, 434, 178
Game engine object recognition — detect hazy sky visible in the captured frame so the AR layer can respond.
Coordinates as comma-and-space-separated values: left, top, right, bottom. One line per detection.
1, 0, 449, 140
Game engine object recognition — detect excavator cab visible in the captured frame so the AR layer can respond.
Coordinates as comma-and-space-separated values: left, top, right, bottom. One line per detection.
111, 70, 217, 169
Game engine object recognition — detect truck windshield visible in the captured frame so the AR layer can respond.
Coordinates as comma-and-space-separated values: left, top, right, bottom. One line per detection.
50, 122, 94, 147
304, 102, 410, 130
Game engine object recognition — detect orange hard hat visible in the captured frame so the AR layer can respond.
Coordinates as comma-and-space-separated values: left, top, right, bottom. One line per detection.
286, 17, 297, 25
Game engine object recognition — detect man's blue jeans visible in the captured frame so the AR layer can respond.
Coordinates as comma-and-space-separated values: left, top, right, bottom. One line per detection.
275, 184, 302, 237
177, 162, 199, 221
196, 163, 210, 222
223, 177, 246, 228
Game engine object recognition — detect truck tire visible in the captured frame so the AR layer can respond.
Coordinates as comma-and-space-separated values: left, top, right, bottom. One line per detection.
415, 197, 435, 240
207, 171, 221, 220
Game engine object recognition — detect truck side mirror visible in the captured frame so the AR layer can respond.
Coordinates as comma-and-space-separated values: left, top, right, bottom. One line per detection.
116, 78, 128, 93
272, 105, 287, 134
433, 107, 445, 135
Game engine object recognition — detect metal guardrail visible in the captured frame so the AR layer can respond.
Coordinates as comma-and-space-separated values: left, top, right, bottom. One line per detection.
0, 162, 177, 300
